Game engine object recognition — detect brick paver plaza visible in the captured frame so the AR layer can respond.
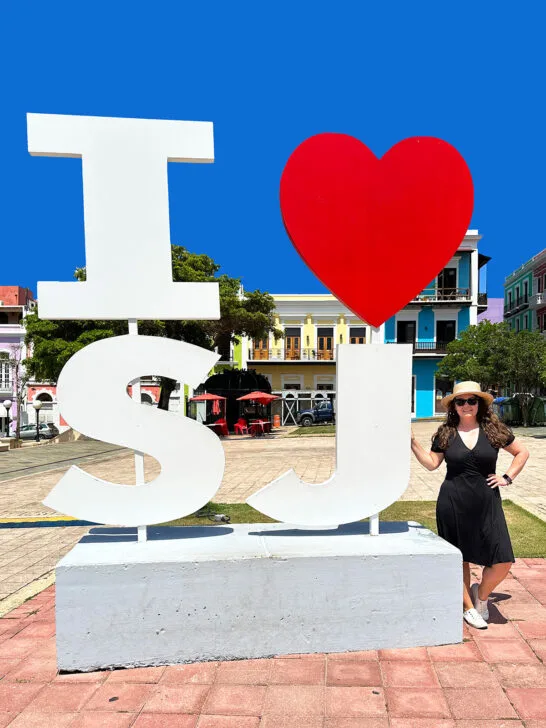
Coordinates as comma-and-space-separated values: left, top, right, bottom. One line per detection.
0, 423, 545, 724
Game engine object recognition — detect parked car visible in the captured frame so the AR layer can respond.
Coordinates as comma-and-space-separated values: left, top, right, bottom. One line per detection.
296, 400, 335, 427
14, 423, 60, 440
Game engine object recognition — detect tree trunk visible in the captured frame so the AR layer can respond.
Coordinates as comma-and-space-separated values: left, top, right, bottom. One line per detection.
515, 393, 533, 427
158, 377, 177, 411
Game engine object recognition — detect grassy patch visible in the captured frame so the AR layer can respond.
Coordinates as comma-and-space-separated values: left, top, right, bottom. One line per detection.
163, 500, 546, 558
287, 425, 336, 437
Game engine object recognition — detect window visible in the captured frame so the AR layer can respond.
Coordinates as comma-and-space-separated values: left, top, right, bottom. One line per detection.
316, 383, 334, 391
516, 318, 520, 333
0, 313, 8, 324
317, 327, 333, 360
436, 320, 456, 344
349, 327, 366, 344
538, 277, 544, 294
524, 313, 528, 330
508, 291, 513, 307
515, 285, 520, 303
524, 281, 529, 302
283, 383, 301, 390
0, 352, 10, 390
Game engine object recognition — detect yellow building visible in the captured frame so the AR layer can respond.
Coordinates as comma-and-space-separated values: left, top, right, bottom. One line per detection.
240, 294, 371, 423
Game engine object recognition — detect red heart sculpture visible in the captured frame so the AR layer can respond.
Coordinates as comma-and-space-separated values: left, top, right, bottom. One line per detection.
279, 134, 474, 328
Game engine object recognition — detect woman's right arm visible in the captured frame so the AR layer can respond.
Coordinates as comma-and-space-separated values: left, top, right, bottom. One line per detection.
411, 430, 444, 471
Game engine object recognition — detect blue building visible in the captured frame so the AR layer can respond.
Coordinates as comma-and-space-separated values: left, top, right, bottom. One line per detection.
384, 230, 489, 419
236, 230, 489, 424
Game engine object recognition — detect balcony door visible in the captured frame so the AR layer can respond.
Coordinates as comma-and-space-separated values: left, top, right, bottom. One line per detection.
317, 327, 334, 360
252, 338, 269, 360
397, 321, 416, 344
435, 379, 454, 414
284, 328, 301, 360
436, 320, 456, 351
438, 267, 457, 298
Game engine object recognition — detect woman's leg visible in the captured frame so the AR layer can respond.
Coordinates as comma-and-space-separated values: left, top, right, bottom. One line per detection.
462, 561, 474, 610
478, 562, 512, 600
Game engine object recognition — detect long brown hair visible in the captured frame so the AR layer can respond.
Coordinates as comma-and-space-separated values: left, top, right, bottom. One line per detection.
433, 397, 513, 450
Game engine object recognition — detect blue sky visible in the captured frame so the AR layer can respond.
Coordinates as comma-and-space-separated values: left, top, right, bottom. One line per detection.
1, 2, 544, 300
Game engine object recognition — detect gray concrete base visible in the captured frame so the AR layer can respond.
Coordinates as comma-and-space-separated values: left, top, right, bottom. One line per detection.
55, 522, 462, 672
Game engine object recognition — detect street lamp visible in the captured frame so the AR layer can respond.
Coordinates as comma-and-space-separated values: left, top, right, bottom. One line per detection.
32, 400, 43, 442
2, 400, 12, 438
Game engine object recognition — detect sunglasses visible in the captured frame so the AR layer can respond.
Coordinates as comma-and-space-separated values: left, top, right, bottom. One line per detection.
454, 397, 479, 407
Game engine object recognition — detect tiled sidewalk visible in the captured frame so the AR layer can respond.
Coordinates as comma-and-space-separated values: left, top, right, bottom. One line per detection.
0, 560, 545, 726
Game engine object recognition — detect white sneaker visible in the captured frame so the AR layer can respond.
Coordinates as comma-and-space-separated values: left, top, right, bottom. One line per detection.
471, 583, 490, 621
463, 607, 488, 630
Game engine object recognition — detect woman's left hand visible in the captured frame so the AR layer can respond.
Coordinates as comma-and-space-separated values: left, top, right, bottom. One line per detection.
487, 474, 507, 488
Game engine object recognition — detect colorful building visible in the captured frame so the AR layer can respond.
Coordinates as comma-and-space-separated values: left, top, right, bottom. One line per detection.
504, 248, 546, 336
0, 286, 35, 433
478, 298, 504, 324
238, 230, 488, 421
1, 286, 69, 431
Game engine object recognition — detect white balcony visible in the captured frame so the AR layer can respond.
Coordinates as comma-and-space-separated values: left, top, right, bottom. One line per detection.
0, 324, 25, 337
529, 292, 545, 308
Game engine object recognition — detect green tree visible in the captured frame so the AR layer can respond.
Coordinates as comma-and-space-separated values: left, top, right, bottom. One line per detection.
436, 321, 513, 391
25, 246, 281, 410
437, 321, 546, 425
504, 329, 546, 425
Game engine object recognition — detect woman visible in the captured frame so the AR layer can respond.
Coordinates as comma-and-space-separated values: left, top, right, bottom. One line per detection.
411, 382, 529, 630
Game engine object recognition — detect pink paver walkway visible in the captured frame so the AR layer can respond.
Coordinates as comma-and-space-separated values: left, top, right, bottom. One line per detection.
1, 560, 546, 727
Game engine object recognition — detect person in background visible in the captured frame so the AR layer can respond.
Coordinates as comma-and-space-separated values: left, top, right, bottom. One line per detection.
411, 382, 529, 630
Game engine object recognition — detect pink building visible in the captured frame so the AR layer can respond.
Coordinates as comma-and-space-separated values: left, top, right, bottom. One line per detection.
0, 286, 34, 434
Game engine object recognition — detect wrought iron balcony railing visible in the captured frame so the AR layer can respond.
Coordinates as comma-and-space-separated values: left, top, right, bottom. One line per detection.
386, 340, 452, 354
504, 294, 529, 315
412, 288, 471, 303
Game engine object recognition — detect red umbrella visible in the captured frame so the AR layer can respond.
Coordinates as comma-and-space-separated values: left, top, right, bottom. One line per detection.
189, 393, 226, 402
236, 391, 279, 405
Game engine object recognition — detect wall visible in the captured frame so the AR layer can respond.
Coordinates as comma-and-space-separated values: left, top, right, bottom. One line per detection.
0, 287, 34, 306
252, 363, 336, 391
457, 307, 470, 332
412, 359, 439, 419
418, 309, 435, 342
458, 253, 470, 290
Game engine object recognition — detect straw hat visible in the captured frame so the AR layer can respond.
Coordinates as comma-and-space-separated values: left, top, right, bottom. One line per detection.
440, 381, 494, 411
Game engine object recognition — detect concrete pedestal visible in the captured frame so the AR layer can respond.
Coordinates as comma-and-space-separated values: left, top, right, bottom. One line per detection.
55, 522, 462, 672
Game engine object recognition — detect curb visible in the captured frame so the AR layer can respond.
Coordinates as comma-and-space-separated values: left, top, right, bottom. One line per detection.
0, 571, 55, 618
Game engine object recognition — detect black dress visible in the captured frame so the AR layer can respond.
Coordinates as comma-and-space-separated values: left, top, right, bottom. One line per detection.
432, 428, 515, 567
